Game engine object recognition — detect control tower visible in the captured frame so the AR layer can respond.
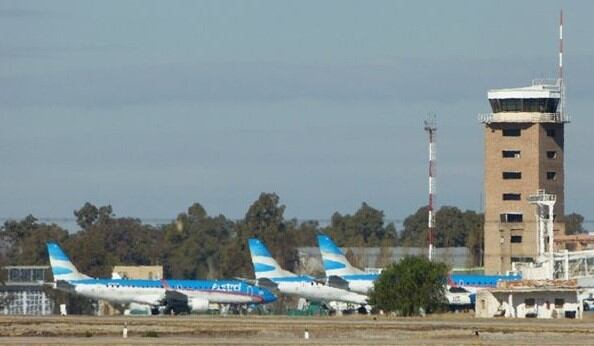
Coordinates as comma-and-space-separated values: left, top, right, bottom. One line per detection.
481, 81, 568, 274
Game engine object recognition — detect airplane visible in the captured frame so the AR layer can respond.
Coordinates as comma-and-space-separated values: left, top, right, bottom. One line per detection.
47, 242, 276, 314
317, 234, 378, 294
446, 273, 522, 309
448, 273, 522, 295
318, 234, 522, 309
247, 238, 369, 307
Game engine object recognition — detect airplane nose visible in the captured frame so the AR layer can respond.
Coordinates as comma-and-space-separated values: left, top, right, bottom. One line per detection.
263, 289, 277, 304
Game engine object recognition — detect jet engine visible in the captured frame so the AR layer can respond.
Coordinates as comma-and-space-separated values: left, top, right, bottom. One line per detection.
188, 297, 209, 312
164, 290, 210, 314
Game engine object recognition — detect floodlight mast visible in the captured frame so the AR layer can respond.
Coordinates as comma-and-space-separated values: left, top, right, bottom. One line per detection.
424, 115, 437, 261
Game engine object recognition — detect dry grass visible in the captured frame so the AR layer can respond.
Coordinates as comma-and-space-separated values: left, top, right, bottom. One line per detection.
0, 313, 594, 344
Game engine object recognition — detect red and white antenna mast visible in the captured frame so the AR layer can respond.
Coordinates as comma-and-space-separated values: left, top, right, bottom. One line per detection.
559, 9, 563, 81
424, 115, 437, 261
559, 9, 565, 119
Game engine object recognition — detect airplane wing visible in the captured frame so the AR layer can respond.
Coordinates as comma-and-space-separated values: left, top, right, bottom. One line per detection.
133, 294, 165, 306
326, 275, 350, 290
164, 289, 188, 305
234, 277, 257, 285
53, 280, 76, 293
256, 278, 279, 290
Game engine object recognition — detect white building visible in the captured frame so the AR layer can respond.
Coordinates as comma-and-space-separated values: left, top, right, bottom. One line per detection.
476, 285, 582, 319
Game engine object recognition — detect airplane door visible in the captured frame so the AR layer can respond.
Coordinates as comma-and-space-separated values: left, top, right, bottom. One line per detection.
247, 286, 253, 299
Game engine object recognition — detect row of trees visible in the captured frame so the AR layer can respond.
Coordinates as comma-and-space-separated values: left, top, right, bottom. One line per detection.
0, 193, 587, 280
0, 194, 397, 279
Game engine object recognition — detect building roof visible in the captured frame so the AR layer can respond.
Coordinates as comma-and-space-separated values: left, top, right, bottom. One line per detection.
497, 279, 578, 290
488, 83, 560, 100
555, 234, 594, 242
487, 287, 578, 293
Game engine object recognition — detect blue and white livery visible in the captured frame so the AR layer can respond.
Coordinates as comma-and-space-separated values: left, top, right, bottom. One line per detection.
446, 273, 522, 308
317, 234, 378, 294
47, 242, 276, 314
448, 273, 522, 294
248, 238, 368, 305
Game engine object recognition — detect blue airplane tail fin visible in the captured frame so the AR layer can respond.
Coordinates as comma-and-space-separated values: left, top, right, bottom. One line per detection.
317, 234, 365, 277
46, 242, 91, 281
248, 238, 296, 280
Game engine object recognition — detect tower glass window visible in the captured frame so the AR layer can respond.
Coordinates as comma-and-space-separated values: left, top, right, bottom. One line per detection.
502, 128, 521, 137
546, 151, 557, 159
502, 150, 521, 158
511, 235, 523, 243
489, 98, 559, 113
500, 213, 523, 223
546, 128, 556, 137
547, 171, 557, 180
502, 193, 521, 201
502, 172, 522, 179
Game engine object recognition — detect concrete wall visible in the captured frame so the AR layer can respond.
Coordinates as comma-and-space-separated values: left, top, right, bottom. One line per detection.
297, 247, 471, 274
112, 266, 163, 280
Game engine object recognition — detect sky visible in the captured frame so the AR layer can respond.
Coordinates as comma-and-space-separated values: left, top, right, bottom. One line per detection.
1, 1, 594, 228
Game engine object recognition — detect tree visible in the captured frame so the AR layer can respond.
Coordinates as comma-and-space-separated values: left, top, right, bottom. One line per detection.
565, 213, 586, 235
369, 256, 448, 316
2, 216, 69, 265
162, 203, 233, 279
399, 206, 484, 254
463, 211, 484, 267
67, 203, 163, 277
323, 202, 397, 247
220, 193, 299, 278
74, 202, 99, 230
399, 207, 428, 247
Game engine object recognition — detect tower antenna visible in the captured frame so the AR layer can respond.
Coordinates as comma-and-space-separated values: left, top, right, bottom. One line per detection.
559, 9, 563, 81
424, 115, 437, 261
559, 9, 565, 119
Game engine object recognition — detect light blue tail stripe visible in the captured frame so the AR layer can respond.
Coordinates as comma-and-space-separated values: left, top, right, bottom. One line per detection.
52, 267, 73, 275
323, 259, 347, 270
254, 263, 276, 272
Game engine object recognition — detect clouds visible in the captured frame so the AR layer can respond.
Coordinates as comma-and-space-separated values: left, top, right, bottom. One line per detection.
3, 56, 592, 110
2, 1, 594, 222
0, 8, 44, 19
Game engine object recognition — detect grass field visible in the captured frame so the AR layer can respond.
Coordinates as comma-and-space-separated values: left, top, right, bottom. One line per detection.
1, 313, 594, 345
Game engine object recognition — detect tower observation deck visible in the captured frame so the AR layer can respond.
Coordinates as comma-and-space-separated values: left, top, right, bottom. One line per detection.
480, 81, 569, 124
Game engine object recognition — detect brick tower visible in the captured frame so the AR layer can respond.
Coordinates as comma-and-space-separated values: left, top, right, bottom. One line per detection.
481, 82, 568, 274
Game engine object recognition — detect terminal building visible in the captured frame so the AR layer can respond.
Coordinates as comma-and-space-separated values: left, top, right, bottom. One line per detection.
0, 266, 54, 315
481, 81, 569, 274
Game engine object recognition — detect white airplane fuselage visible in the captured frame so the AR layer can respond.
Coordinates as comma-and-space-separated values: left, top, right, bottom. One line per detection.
273, 278, 368, 305
73, 282, 164, 305
62, 279, 275, 307
345, 280, 375, 295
